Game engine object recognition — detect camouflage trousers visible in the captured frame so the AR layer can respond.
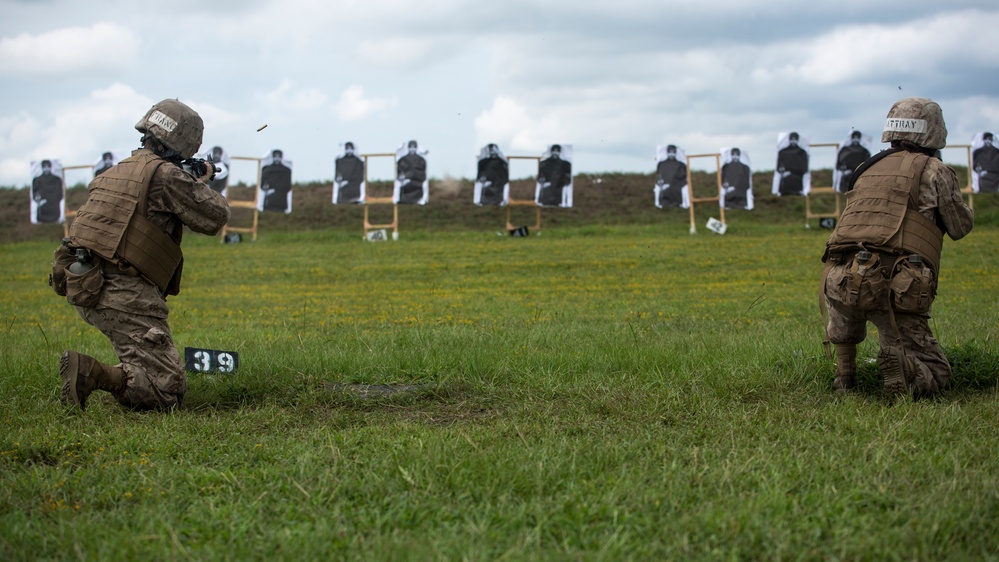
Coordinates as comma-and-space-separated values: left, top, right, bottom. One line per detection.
75, 306, 186, 409
824, 298, 951, 393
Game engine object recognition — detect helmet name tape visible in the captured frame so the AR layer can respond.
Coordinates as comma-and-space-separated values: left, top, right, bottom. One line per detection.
148, 110, 178, 133
884, 118, 927, 134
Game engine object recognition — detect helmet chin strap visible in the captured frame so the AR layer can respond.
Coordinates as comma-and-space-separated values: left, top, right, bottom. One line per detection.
890, 140, 937, 157
140, 133, 182, 162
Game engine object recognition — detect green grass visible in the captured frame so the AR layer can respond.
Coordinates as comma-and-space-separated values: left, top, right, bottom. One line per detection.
2, 218, 998, 560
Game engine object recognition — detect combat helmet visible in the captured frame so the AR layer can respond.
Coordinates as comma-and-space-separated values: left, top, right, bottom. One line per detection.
881, 97, 947, 150
134, 99, 204, 159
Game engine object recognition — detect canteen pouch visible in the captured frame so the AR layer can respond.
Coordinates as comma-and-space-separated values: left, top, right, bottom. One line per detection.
64, 257, 105, 308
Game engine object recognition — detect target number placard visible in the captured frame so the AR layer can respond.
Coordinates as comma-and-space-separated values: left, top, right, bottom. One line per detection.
706, 217, 727, 235
184, 347, 239, 374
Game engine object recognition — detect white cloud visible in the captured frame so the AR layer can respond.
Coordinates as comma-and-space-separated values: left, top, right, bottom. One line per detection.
0, 157, 31, 186
938, 95, 999, 144
466, 8, 999, 174
0, 83, 152, 185
191, 102, 244, 132
792, 10, 999, 85
257, 79, 329, 112
474, 96, 528, 143
38, 83, 151, 157
335, 85, 397, 121
0, 22, 139, 77
0, 84, 245, 185
0, 111, 42, 152
2, 1, 998, 183
357, 37, 432, 66
474, 95, 577, 156
355, 35, 466, 69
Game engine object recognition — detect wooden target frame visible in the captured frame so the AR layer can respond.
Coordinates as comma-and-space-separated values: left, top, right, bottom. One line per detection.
361, 153, 399, 239
804, 142, 842, 228
684, 152, 726, 234
220, 156, 262, 241
505, 155, 542, 233
943, 144, 974, 211
60, 164, 94, 237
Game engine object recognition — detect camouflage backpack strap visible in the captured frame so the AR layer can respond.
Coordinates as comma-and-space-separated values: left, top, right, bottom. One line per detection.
843, 148, 903, 193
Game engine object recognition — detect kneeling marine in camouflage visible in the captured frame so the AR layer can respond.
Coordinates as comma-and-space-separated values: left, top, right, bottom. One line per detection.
820, 97, 973, 397
52, 99, 230, 410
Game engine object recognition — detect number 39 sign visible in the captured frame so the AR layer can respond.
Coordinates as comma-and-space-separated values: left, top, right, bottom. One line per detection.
184, 347, 239, 374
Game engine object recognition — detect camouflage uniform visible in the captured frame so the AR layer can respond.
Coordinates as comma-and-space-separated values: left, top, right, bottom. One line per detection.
73, 155, 229, 409
822, 97, 973, 396
58, 99, 229, 411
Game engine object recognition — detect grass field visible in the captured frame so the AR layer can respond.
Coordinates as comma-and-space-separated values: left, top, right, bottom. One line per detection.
2, 198, 999, 560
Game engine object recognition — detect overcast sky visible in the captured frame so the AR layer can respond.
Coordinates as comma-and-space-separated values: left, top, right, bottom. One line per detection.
2, 0, 998, 187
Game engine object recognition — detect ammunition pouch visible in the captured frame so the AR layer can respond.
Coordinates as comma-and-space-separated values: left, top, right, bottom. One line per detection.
64, 255, 105, 308
824, 252, 890, 311
889, 257, 936, 314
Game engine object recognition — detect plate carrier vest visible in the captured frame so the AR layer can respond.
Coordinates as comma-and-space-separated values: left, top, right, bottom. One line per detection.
69, 151, 184, 295
825, 150, 943, 272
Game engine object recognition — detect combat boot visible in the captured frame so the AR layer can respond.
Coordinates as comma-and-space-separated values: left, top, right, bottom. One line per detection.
832, 344, 857, 392
911, 361, 941, 399
60, 350, 125, 410
878, 346, 914, 396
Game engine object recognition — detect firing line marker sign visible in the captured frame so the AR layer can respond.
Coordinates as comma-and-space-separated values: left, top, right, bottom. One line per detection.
184, 347, 239, 374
